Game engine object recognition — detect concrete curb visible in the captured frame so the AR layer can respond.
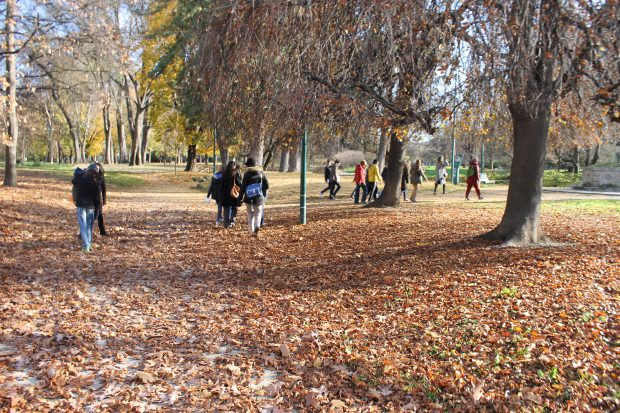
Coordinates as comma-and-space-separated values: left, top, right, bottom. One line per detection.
543, 188, 620, 197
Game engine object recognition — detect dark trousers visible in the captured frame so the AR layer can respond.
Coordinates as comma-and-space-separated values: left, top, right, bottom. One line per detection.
329, 181, 341, 198
223, 205, 238, 227
366, 181, 378, 200
97, 211, 107, 234
320, 182, 330, 194
354, 183, 367, 203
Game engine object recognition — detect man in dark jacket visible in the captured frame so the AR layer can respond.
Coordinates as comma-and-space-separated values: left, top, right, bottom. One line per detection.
72, 164, 101, 252
319, 159, 332, 198
95, 162, 108, 235
240, 157, 270, 236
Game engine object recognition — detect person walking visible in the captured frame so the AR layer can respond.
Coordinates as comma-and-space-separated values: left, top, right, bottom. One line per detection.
465, 158, 484, 200
240, 158, 270, 236
409, 159, 428, 202
219, 161, 242, 228
94, 162, 108, 236
353, 160, 367, 204
207, 165, 224, 226
319, 159, 332, 198
366, 159, 383, 201
401, 160, 410, 201
433, 156, 449, 195
72, 163, 101, 252
328, 159, 341, 199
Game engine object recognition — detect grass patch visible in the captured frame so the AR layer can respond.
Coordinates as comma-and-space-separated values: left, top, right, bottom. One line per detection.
541, 200, 620, 215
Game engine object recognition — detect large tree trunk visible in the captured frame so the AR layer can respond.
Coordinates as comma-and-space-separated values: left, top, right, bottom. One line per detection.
247, 129, 265, 166
376, 128, 388, 173
103, 104, 114, 164
185, 144, 197, 171
57, 141, 64, 163
116, 105, 127, 163
287, 142, 300, 172
591, 143, 600, 165
571, 146, 579, 174
3, 0, 18, 186
485, 105, 550, 245
278, 147, 289, 172
44, 99, 54, 163
140, 123, 151, 164
585, 146, 591, 167
367, 132, 405, 208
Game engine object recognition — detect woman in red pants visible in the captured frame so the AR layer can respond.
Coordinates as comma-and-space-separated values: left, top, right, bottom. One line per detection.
465, 158, 484, 200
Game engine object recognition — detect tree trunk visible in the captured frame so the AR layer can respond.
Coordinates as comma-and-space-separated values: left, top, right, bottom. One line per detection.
367, 132, 405, 208
3, 0, 18, 186
278, 147, 290, 172
263, 138, 277, 170
116, 105, 127, 163
219, 146, 229, 167
591, 143, 600, 165
185, 144, 197, 171
57, 141, 64, 163
248, 129, 265, 166
103, 104, 114, 164
572, 146, 579, 174
376, 128, 388, 173
141, 122, 151, 164
288, 142, 300, 172
44, 99, 54, 163
485, 105, 550, 245
585, 146, 591, 167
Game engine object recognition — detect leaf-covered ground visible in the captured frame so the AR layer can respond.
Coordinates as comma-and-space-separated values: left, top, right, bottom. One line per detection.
1, 172, 619, 412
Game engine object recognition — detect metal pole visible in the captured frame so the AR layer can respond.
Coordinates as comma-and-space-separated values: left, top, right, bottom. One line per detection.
451, 111, 457, 185
299, 128, 307, 224
480, 142, 485, 172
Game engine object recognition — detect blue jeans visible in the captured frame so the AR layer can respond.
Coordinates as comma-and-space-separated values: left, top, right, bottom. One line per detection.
77, 207, 95, 249
354, 183, 367, 203
216, 202, 223, 223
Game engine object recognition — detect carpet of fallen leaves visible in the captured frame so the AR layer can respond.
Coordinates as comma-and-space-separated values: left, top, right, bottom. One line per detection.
1, 173, 619, 412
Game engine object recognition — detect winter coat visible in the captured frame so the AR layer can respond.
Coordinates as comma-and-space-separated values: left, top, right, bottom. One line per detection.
354, 164, 366, 184
219, 172, 242, 207
436, 161, 449, 185
207, 172, 223, 202
72, 173, 101, 210
323, 165, 331, 182
466, 160, 480, 183
328, 164, 340, 182
401, 165, 410, 191
240, 167, 270, 205
410, 167, 427, 185
367, 164, 382, 183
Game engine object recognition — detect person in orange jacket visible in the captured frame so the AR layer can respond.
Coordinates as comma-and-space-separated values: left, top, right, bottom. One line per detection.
353, 160, 367, 204
465, 158, 484, 200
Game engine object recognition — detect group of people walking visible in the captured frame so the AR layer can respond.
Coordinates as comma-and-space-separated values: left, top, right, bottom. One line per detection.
72, 162, 107, 252
324, 155, 484, 204
206, 157, 269, 236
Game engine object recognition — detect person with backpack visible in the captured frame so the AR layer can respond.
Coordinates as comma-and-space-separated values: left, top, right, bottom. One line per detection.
409, 159, 428, 202
219, 161, 242, 228
433, 156, 449, 195
240, 158, 270, 236
94, 162, 108, 236
207, 165, 224, 226
72, 164, 101, 252
366, 159, 382, 201
465, 158, 484, 200
353, 160, 367, 204
319, 159, 332, 198
328, 159, 341, 199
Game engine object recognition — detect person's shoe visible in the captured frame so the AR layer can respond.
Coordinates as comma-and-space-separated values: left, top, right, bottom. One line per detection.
433, 192, 437, 195
329, 195, 335, 200
82, 245, 92, 253
252, 227, 260, 237
479, 196, 484, 200
466, 197, 470, 201
100, 232, 109, 236
319, 192, 323, 198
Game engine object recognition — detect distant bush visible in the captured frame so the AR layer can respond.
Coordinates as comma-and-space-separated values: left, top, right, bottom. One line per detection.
333, 150, 372, 169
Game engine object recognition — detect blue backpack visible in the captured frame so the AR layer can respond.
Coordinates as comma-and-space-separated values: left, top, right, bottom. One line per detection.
245, 173, 263, 199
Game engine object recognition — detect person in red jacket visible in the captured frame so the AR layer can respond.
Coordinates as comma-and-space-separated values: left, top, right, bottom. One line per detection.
465, 158, 484, 200
353, 160, 368, 204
